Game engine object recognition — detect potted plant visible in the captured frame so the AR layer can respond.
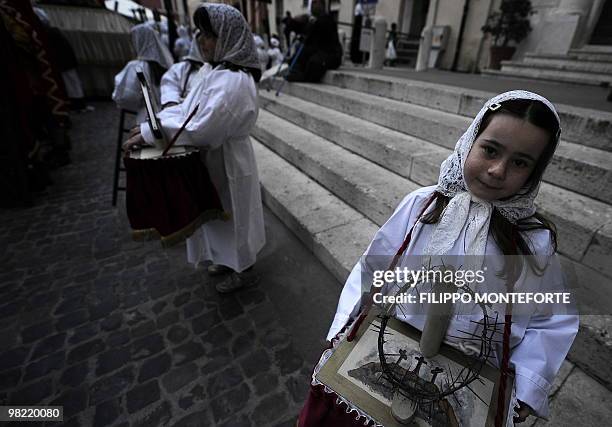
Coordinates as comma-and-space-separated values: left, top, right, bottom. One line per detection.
482, 0, 533, 70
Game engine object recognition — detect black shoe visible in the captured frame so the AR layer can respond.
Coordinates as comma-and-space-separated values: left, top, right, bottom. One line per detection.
215, 271, 260, 294
207, 264, 232, 276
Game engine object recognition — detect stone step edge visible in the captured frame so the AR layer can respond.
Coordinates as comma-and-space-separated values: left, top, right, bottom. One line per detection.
522, 56, 612, 70
483, 68, 608, 87
500, 60, 612, 79
325, 69, 612, 120
279, 82, 612, 205
520, 59, 612, 75
253, 137, 378, 284
525, 52, 612, 64
322, 69, 612, 153
252, 135, 612, 393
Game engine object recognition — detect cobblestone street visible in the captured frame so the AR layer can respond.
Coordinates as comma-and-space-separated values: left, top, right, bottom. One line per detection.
0, 103, 341, 426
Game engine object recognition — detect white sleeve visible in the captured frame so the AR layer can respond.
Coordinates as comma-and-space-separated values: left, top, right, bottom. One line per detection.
140, 73, 254, 149
510, 314, 578, 418
160, 64, 183, 106
325, 188, 436, 341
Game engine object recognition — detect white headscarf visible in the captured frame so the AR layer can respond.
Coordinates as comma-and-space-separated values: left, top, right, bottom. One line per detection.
197, 3, 260, 72
131, 23, 174, 69
424, 90, 561, 259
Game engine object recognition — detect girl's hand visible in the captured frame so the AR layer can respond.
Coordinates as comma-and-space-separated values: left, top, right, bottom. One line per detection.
123, 132, 145, 152
513, 400, 533, 424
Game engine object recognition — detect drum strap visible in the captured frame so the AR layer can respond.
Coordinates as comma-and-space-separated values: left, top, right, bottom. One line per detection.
495, 227, 517, 427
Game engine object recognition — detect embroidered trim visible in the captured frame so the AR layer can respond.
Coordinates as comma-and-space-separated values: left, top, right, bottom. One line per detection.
310, 330, 383, 427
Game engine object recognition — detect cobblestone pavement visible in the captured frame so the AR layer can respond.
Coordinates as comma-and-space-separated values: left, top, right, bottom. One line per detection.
0, 103, 341, 426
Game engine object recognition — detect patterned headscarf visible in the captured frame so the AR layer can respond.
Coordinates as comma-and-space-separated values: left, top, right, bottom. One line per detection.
424, 90, 561, 258
131, 23, 174, 69
196, 3, 260, 72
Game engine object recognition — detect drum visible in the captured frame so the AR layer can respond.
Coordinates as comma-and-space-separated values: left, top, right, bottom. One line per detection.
123, 145, 225, 247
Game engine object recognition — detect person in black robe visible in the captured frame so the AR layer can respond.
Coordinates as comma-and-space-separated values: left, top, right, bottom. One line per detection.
349, 0, 363, 64
286, 0, 342, 83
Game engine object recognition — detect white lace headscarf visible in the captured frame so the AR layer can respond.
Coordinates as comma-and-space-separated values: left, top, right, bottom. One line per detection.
423, 90, 561, 259
131, 23, 174, 69
195, 3, 260, 72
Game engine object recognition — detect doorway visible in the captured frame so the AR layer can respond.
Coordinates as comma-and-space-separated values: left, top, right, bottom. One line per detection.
590, 0, 612, 45
400, 0, 429, 37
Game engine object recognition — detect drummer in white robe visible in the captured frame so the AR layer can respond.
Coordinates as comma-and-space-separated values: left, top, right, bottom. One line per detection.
160, 38, 211, 109
124, 3, 266, 293
112, 23, 174, 122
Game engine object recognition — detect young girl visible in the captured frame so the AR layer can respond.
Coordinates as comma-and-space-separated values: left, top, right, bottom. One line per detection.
298, 90, 579, 426
124, 4, 265, 293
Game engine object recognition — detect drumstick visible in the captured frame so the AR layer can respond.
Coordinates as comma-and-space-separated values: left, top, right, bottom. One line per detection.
162, 103, 200, 156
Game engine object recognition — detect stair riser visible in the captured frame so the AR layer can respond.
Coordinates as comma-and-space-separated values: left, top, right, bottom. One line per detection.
323, 71, 612, 153
569, 50, 612, 62
254, 141, 377, 282
286, 83, 462, 150
252, 124, 401, 227
545, 156, 612, 203
498, 65, 610, 86
284, 83, 612, 203
522, 57, 612, 74
261, 98, 431, 181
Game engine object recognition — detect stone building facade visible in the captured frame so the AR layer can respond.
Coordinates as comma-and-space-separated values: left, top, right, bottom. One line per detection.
253, 0, 611, 72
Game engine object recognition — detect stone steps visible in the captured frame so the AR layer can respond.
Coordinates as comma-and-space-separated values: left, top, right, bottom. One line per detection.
483, 62, 612, 87
569, 47, 612, 62
278, 82, 612, 204
253, 109, 419, 228
258, 90, 612, 271
252, 137, 378, 283
322, 69, 612, 153
523, 53, 612, 74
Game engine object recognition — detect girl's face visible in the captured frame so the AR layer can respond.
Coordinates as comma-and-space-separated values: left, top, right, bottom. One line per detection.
464, 114, 550, 201
197, 30, 217, 62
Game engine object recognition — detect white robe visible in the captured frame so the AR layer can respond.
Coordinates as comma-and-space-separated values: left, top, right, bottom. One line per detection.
140, 65, 265, 273
328, 185, 578, 419
160, 62, 211, 107
112, 60, 161, 122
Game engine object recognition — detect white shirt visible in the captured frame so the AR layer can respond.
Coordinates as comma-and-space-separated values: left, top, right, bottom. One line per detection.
140, 65, 265, 272
328, 185, 578, 418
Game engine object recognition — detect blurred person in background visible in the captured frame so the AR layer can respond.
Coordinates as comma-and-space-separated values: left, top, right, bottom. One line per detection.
286, 0, 342, 83
267, 35, 283, 69
173, 25, 191, 59
34, 7, 90, 112
253, 34, 269, 72
0, 0, 71, 203
112, 23, 174, 122
281, 11, 292, 50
